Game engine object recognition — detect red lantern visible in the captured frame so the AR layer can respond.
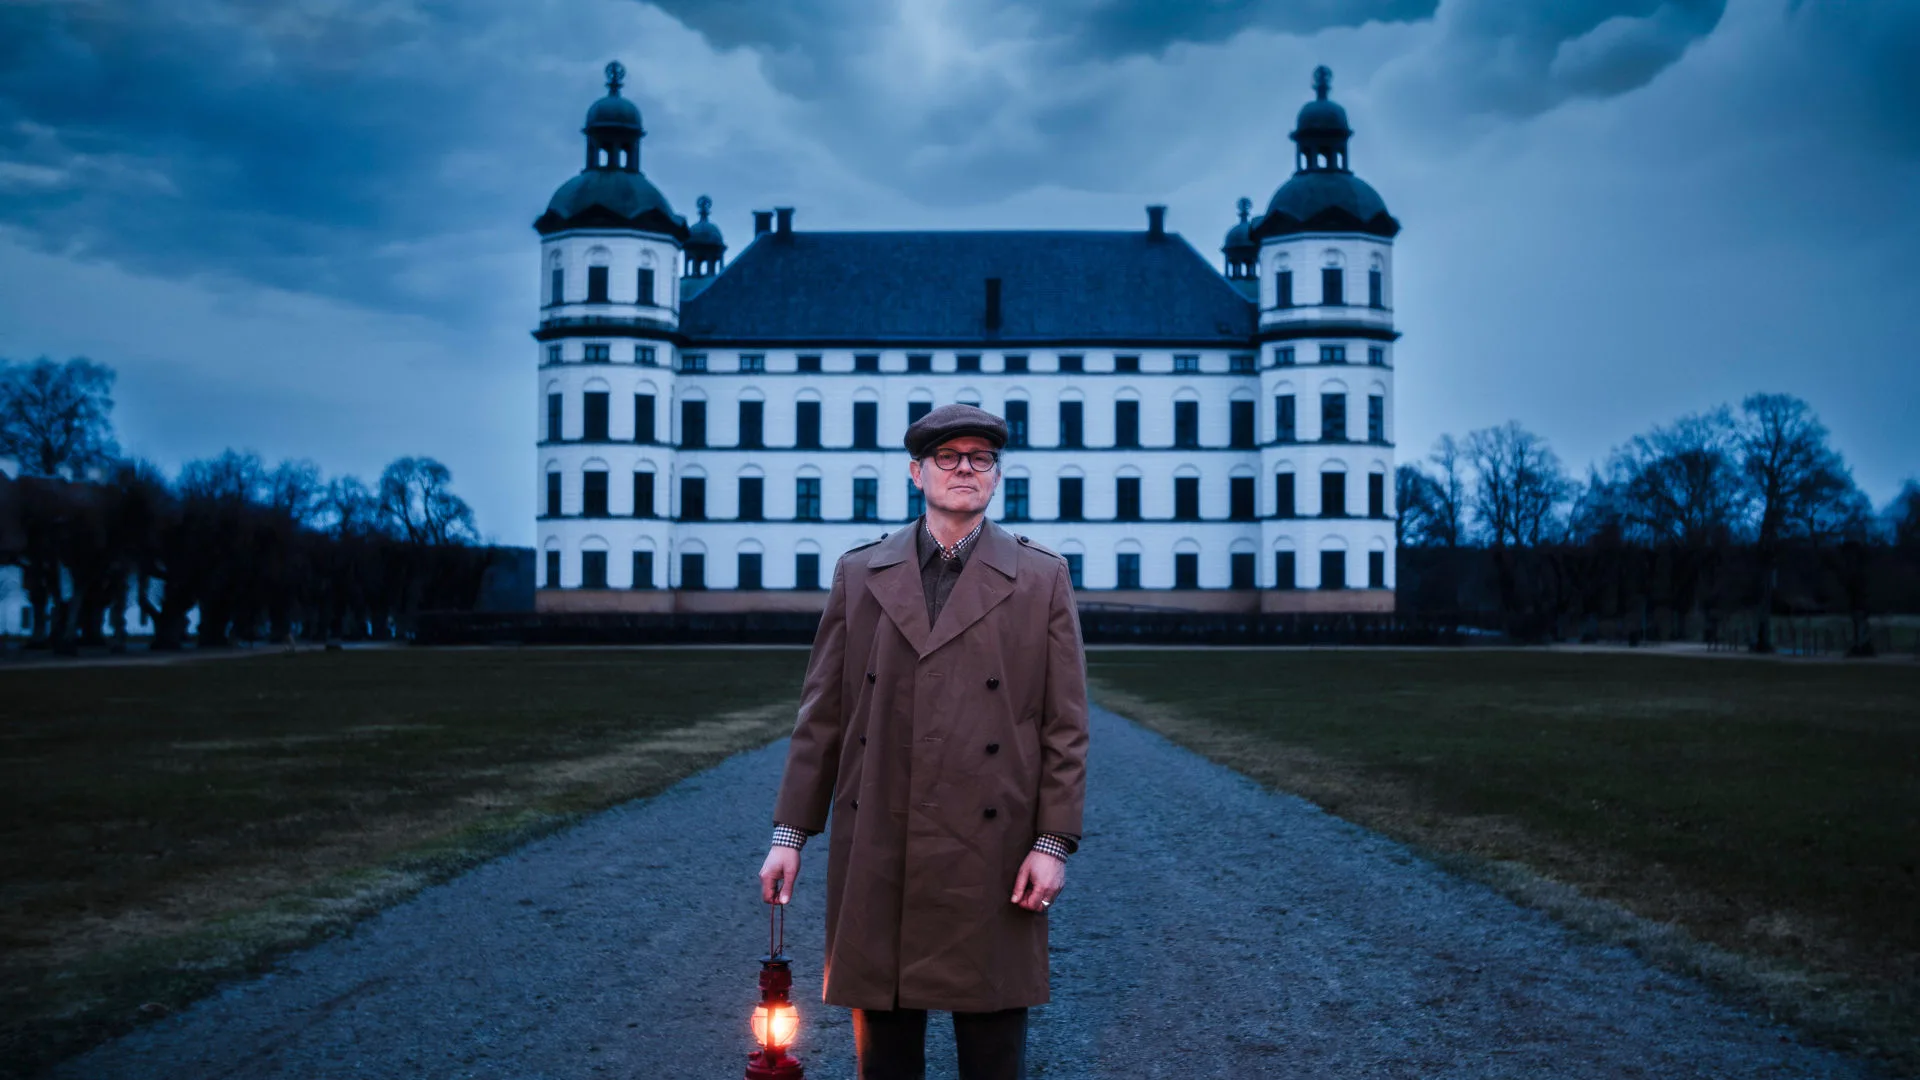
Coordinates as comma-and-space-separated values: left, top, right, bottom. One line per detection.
746, 901, 805, 1080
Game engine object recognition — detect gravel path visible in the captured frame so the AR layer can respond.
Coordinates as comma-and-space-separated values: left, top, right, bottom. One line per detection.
55, 705, 1872, 1079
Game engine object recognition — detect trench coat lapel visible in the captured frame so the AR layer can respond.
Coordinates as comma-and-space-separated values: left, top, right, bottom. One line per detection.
919, 520, 1020, 658
864, 526, 931, 656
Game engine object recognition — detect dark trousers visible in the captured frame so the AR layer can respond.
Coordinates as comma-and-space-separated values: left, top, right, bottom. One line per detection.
852, 1005, 1028, 1080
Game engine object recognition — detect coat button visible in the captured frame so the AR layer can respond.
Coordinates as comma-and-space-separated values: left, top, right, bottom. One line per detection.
866, 671, 876, 683
986, 677, 999, 690
983, 807, 998, 819
859, 735, 868, 745
852, 799, 859, 810
986, 743, 1000, 754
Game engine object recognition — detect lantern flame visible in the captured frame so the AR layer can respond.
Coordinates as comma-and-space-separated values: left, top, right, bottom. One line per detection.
752, 1002, 800, 1050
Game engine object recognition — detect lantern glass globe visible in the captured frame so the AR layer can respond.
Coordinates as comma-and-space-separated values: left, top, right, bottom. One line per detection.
752, 1003, 799, 1050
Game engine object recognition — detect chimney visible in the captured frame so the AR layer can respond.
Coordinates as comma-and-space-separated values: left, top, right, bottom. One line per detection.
1146, 204, 1166, 238
775, 206, 794, 234
753, 210, 773, 236
984, 277, 1002, 331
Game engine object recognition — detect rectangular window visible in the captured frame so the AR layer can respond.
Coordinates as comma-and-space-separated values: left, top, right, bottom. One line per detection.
546, 344, 562, 365
1320, 344, 1347, 364
637, 267, 655, 306
1003, 354, 1029, 373
1230, 353, 1255, 373
1274, 346, 1295, 367
1321, 266, 1344, 306
1275, 270, 1292, 308
1230, 476, 1255, 520
739, 400, 764, 448
737, 552, 763, 591
546, 549, 561, 588
854, 353, 880, 373
1173, 401, 1199, 448
1369, 550, 1386, 588
1064, 553, 1084, 589
1174, 552, 1199, 589
1174, 476, 1200, 520
582, 550, 608, 588
907, 400, 932, 426
681, 399, 707, 447
1116, 552, 1142, 589
583, 470, 609, 517
1059, 401, 1083, 448
679, 353, 707, 372
1320, 549, 1346, 590
1058, 476, 1084, 520
680, 476, 706, 521
1114, 400, 1140, 448
1231, 552, 1255, 589
547, 393, 563, 441
584, 343, 610, 363
852, 477, 879, 521
550, 267, 564, 306
738, 476, 764, 521
632, 471, 654, 518
1368, 268, 1383, 308
587, 265, 610, 303
1004, 477, 1030, 521
1321, 393, 1346, 441
1275, 472, 1295, 518
634, 394, 655, 443
1320, 471, 1346, 518
1368, 346, 1384, 367
795, 552, 821, 592
1173, 354, 1199, 373
1229, 400, 1255, 448
1115, 354, 1140, 373
1274, 550, 1296, 590
1116, 476, 1142, 521
681, 552, 706, 590
631, 550, 654, 590
956, 353, 982, 372
1275, 394, 1296, 442
795, 477, 822, 521
907, 353, 932, 372
797, 354, 822, 373
1368, 395, 1385, 442
907, 479, 924, 519
1059, 354, 1084, 373
852, 401, 878, 448
1004, 400, 1030, 448
740, 353, 766, 373
637, 345, 657, 366
795, 401, 821, 448
545, 471, 561, 517
1369, 472, 1386, 518
584, 391, 609, 440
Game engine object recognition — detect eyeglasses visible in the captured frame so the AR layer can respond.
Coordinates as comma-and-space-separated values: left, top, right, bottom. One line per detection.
927, 449, 999, 472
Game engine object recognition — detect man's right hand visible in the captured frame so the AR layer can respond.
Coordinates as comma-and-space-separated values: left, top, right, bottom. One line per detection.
760, 846, 801, 904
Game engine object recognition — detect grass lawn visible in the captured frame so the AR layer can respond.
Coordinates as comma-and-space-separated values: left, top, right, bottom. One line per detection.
1088, 648, 1920, 1071
0, 646, 811, 1079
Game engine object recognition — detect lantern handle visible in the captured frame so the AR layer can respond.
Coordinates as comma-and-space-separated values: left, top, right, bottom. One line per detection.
768, 896, 785, 959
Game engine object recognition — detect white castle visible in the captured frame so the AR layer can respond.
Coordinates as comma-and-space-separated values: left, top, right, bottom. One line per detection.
535, 62, 1400, 615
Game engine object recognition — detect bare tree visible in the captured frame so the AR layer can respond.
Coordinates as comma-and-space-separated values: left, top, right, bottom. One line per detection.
1426, 434, 1467, 548
1464, 421, 1572, 619
1736, 394, 1855, 652
1610, 409, 1749, 547
1889, 480, 1920, 551
0, 357, 120, 480
378, 457, 476, 547
1394, 464, 1443, 547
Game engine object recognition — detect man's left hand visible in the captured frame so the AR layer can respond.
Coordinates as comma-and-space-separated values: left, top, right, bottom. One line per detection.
1010, 850, 1065, 913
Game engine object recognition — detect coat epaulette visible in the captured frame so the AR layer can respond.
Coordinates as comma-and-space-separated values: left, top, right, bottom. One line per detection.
1014, 534, 1067, 562
842, 536, 885, 556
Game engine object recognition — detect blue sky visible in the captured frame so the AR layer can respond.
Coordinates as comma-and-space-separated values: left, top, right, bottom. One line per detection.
1, 0, 1914, 545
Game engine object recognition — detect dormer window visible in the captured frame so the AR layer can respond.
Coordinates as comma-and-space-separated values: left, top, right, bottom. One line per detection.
1173, 355, 1200, 373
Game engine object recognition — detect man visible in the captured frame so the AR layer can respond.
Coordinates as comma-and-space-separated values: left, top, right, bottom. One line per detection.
758, 402, 1090, 1080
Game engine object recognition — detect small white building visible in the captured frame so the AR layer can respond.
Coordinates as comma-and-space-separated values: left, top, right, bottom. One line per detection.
534, 63, 1401, 615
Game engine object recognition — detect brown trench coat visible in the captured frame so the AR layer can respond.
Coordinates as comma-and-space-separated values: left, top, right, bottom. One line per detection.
771, 518, 1090, 1013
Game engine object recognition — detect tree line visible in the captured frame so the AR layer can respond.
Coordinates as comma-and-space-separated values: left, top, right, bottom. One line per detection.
0, 356, 508, 653
1394, 395, 1920, 653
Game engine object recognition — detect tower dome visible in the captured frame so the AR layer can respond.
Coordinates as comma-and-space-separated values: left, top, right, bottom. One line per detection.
684, 194, 726, 277
1222, 197, 1257, 280
1252, 66, 1398, 241
534, 61, 688, 239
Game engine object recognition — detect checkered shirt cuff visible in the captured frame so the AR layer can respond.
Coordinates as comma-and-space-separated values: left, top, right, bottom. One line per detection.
1032, 833, 1075, 861
770, 824, 810, 851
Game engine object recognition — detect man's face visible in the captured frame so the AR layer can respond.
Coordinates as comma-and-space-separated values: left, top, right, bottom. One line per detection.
909, 434, 1001, 516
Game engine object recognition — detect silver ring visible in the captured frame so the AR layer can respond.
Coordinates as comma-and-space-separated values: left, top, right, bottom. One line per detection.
1040, 899, 1051, 907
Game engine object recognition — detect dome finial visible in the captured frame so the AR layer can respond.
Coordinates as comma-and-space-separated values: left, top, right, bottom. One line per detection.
697, 194, 713, 220
1312, 65, 1331, 101
605, 60, 627, 96
1236, 196, 1252, 222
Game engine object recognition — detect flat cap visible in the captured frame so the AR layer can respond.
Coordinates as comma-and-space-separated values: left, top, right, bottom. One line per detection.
904, 402, 1008, 459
